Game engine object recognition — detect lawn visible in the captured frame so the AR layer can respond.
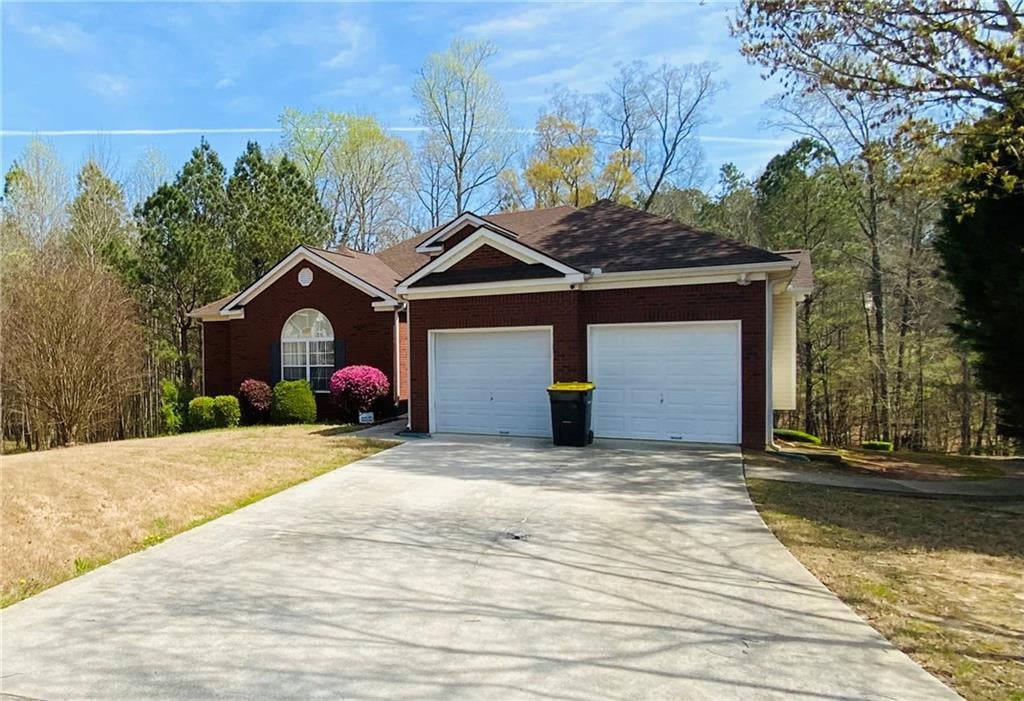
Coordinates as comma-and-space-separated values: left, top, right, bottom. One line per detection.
748, 479, 1024, 701
754, 444, 1024, 480
1, 425, 394, 607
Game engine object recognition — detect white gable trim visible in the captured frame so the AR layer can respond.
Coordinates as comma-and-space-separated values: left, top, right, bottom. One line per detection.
397, 229, 581, 293
220, 246, 399, 315
414, 212, 519, 253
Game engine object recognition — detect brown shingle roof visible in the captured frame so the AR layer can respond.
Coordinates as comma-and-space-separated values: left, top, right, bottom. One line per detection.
776, 249, 814, 291
375, 206, 576, 278
520, 200, 789, 272
193, 202, 803, 317
190, 293, 236, 318
307, 246, 401, 298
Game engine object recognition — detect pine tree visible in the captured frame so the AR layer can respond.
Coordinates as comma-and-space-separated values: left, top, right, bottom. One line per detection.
936, 108, 1024, 440
226, 141, 330, 286
136, 139, 233, 390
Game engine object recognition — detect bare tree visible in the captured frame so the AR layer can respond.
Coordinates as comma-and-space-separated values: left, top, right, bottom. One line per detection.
2, 138, 70, 247
603, 61, 720, 210
771, 88, 897, 440
413, 39, 517, 216
125, 147, 170, 209
2, 252, 145, 447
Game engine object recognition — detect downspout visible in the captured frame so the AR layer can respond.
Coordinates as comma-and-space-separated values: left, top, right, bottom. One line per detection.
393, 307, 401, 407
766, 280, 780, 451
405, 300, 412, 431
200, 322, 206, 397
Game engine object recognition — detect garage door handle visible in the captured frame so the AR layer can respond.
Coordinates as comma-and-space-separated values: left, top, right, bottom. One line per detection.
490, 393, 494, 402
659, 394, 664, 404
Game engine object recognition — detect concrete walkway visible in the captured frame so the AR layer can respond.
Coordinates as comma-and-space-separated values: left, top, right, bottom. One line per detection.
2, 437, 959, 700
746, 462, 1024, 499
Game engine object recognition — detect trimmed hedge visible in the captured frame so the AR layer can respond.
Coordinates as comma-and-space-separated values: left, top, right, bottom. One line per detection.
271, 380, 317, 424
773, 428, 823, 445
213, 395, 241, 428
861, 440, 894, 452
187, 396, 217, 431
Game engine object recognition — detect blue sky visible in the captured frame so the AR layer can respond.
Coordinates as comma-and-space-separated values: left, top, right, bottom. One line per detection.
2, 1, 793, 192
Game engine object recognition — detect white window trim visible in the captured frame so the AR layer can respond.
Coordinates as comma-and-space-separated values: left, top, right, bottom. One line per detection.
414, 212, 519, 253
586, 320, 743, 445
397, 229, 583, 293
426, 325, 554, 436
281, 309, 335, 394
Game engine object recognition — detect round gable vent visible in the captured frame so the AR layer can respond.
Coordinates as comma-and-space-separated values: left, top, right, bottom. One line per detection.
297, 267, 314, 287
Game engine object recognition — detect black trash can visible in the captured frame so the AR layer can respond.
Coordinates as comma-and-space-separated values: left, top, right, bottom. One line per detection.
547, 382, 596, 447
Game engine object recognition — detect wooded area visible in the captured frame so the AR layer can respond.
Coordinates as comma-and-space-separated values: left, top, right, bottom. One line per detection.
2, 1, 1021, 454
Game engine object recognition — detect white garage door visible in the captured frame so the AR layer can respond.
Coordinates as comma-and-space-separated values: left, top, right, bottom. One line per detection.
589, 322, 740, 444
431, 328, 552, 437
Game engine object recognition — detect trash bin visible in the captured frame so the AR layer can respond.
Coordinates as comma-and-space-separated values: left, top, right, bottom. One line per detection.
547, 382, 596, 447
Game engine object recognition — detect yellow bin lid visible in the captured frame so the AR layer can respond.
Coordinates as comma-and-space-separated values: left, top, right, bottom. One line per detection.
547, 382, 596, 391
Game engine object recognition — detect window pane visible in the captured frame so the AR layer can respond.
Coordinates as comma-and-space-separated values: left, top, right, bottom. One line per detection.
310, 366, 332, 392
282, 341, 307, 366
282, 309, 333, 339
283, 366, 306, 381
309, 340, 334, 366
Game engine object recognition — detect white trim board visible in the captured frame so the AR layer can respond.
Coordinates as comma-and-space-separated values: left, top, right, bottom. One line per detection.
220, 246, 399, 316
414, 212, 519, 253
397, 229, 583, 293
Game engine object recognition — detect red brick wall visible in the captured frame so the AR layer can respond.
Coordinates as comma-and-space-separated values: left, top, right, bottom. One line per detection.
440, 226, 476, 252
201, 261, 396, 417
408, 282, 766, 447
202, 322, 232, 396
447, 244, 527, 271
398, 310, 409, 401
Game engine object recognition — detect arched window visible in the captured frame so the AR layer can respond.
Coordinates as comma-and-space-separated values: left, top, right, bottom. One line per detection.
281, 309, 334, 392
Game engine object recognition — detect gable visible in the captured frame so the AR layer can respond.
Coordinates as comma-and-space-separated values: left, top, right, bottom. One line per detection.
396, 228, 584, 295
411, 244, 564, 288
218, 246, 399, 317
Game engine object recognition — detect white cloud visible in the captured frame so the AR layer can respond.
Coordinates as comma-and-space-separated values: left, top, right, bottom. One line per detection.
11, 17, 93, 52
321, 20, 369, 69
86, 73, 129, 99
214, 77, 235, 90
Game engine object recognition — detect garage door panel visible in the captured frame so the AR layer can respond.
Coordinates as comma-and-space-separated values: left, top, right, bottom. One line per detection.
591, 323, 740, 444
432, 329, 552, 438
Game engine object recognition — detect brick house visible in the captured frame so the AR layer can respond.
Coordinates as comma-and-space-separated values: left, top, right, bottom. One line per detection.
192, 200, 812, 447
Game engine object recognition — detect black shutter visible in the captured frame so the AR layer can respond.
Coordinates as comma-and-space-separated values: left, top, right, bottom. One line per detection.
333, 339, 347, 370
269, 342, 281, 384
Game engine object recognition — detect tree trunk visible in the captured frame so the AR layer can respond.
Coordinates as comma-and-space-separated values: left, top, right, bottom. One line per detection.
178, 317, 193, 391
801, 296, 816, 436
959, 355, 972, 454
869, 239, 890, 441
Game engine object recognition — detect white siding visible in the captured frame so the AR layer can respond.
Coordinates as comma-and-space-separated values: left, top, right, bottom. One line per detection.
772, 291, 797, 410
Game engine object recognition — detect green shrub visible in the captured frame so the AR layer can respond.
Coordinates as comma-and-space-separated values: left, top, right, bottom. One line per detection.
159, 378, 187, 434
187, 396, 217, 431
212, 395, 241, 428
270, 380, 317, 424
861, 440, 894, 452
773, 428, 823, 445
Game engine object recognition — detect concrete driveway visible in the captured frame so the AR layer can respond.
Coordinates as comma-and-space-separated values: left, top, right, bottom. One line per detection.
2, 436, 957, 700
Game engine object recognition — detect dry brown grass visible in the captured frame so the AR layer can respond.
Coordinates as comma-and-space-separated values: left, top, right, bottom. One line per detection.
1, 425, 393, 606
754, 444, 1024, 481
748, 479, 1024, 701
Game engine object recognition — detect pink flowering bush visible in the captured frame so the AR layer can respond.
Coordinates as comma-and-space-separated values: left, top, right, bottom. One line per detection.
330, 365, 390, 413
238, 378, 272, 423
